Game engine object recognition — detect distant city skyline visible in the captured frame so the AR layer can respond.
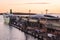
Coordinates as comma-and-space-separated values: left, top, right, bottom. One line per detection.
0, 0, 60, 14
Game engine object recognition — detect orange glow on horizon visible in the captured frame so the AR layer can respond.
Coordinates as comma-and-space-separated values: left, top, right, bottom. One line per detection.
0, 0, 60, 14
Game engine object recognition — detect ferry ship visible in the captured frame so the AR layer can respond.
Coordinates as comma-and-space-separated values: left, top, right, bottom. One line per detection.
3, 12, 60, 40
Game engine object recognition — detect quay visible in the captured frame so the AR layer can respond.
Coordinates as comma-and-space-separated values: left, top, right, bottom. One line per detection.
8, 14, 60, 40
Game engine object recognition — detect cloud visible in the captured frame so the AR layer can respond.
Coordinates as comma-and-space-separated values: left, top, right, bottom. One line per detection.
24, 2, 49, 4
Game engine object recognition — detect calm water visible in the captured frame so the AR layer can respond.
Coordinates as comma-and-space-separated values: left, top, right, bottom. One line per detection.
0, 15, 38, 40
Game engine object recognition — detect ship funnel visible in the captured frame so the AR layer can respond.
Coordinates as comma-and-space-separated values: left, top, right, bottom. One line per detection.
10, 9, 12, 14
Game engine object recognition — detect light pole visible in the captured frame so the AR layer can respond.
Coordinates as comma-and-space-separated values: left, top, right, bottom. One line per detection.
28, 9, 31, 19
27, 9, 31, 21
45, 9, 48, 15
29, 9, 31, 17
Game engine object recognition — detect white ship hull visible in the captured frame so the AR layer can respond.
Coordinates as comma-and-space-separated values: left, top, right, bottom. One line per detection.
3, 14, 10, 24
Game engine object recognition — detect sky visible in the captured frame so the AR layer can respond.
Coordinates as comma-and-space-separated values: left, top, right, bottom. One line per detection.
0, 0, 60, 14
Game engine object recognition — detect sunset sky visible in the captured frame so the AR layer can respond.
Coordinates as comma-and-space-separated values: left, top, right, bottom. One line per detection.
0, 0, 60, 14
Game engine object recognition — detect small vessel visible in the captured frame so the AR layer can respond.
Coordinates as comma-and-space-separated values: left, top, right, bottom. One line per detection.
3, 13, 10, 24
3, 9, 13, 24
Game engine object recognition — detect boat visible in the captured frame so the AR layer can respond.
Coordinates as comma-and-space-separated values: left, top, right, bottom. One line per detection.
3, 9, 13, 24
3, 13, 10, 24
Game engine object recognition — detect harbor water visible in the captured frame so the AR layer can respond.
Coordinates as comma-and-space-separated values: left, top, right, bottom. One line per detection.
0, 15, 37, 40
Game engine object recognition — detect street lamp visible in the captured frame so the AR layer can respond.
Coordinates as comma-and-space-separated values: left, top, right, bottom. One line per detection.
29, 10, 31, 16
27, 10, 31, 26
29, 9, 31, 18
45, 9, 48, 15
